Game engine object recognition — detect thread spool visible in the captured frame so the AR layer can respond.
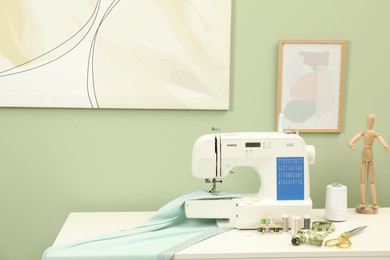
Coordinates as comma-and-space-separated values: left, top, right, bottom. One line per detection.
325, 183, 348, 221
282, 215, 289, 232
303, 215, 311, 229
291, 216, 302, 234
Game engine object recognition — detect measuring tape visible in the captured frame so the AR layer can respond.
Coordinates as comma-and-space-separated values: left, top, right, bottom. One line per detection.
291, 221, 335, 246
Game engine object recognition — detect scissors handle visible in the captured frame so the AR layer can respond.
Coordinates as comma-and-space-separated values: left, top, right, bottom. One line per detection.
338, 239, 352, 248
324, 238, 342, 247
324, 237, 352, 248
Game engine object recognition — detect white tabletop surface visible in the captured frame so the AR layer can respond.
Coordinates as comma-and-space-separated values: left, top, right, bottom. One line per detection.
53, 208, 390, 260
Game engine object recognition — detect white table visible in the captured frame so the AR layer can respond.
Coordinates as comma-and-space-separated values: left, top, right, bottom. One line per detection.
53, 208, 390, 260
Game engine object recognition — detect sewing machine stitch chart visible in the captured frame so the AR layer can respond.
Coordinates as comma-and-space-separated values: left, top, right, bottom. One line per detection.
277, 157, 305, 200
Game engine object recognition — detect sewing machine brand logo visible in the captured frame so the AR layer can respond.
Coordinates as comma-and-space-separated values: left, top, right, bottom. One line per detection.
286, 143, 294, 147
227, 143, 237, 147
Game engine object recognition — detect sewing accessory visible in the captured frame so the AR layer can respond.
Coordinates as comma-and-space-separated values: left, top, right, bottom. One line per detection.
290, 216, 302, 235
257, 217, 281, 235
282, 215, 289, 232
291, 221, 335, 246
325, 183, 348, 221
303, 215, 311, 229
324, 226, 367, 249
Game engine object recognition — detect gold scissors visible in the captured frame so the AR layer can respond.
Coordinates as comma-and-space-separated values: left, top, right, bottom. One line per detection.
324, 226, 367, 249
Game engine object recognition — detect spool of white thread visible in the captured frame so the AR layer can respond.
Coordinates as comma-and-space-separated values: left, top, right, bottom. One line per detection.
325, 183, 348, 221
290, 216, 302, 234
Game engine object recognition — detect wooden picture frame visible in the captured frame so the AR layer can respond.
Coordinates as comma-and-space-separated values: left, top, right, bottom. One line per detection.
276, 40, 346, 133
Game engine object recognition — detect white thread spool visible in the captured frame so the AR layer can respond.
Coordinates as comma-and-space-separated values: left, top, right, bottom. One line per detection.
290, 216, 302, 234
282, 215, 289, 233
325, 183, 348, 221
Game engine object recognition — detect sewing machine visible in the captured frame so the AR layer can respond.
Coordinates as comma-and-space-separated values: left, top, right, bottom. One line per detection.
185, 132, 316, 229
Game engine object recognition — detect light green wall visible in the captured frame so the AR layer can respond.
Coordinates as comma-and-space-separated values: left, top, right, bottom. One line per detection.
1, 0, 390, 259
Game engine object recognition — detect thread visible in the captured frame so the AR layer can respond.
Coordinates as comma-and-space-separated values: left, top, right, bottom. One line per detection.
282, 215, 289, 232
303, 215, 311, 229
325, 183, 348, 221
291, 216, 302, 234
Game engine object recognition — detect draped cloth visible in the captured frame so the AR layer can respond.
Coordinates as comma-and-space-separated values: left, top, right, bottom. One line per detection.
42, 190, 240, 260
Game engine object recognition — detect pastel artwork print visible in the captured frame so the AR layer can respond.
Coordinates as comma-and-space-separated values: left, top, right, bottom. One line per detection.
277, 40, 345, 132
284, 51, 333, 123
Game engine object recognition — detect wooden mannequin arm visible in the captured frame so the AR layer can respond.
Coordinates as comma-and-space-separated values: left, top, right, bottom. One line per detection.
349, 132, 363, 151
377, 135, 390, 151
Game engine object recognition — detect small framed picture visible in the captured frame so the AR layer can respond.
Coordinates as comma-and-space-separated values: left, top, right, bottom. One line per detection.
276, 39, 346, 133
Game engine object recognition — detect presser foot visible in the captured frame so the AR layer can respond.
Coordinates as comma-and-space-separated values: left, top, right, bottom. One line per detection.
205, 178, 222, 194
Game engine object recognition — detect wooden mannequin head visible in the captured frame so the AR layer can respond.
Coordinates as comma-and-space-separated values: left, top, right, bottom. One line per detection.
366, 113, 375, 130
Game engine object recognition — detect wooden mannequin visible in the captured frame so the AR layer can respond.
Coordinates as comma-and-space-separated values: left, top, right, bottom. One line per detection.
348, 114, 390, 214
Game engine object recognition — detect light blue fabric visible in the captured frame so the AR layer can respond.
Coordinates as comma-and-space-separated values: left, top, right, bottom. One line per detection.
42, 190, 240, 260
156, 226, 229, 260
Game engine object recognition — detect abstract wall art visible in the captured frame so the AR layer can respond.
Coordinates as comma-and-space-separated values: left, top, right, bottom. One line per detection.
276, 40, 346, 133
0, 0, 231, 109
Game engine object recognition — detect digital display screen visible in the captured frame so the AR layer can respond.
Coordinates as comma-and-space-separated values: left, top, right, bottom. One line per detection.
245, 142, 261, 148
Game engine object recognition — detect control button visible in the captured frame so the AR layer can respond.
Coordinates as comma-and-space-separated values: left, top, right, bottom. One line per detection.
263, 142, 271, 149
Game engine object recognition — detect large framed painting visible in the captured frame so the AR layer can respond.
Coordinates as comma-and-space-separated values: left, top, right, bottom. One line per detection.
0, 0, 231, 109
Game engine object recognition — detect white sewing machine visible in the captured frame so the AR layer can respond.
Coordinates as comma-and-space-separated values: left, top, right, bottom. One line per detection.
185, 132, 316, 229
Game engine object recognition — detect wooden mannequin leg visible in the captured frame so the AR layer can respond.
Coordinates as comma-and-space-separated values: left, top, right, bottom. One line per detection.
368, 162, 379, 209
358, 162, 367, 209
